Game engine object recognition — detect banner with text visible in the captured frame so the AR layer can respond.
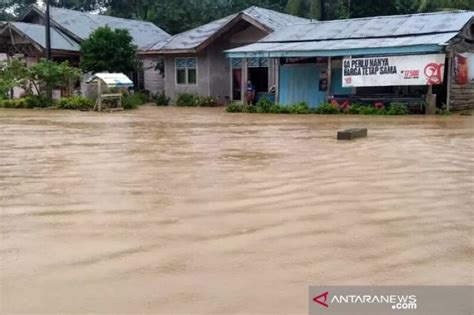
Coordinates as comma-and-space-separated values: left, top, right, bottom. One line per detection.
342, 54, 446, 87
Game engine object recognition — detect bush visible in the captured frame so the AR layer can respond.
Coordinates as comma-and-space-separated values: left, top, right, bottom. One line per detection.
123, 92, 147, 110
57, 96, 94, 111
176, 93, 197, 107
226, 102, 245, 112
0, 96, 50, 109
175, 94, 218, 107
196, 96, 218, 107
315, 103, 340, 114
255, 97, 273, 113
358, 106, 385, 115
153, 91, 170, 106
25, 96, 50, 108
386, 103, 408, 115
347, 103, 366, 115
288, 102, 311, 114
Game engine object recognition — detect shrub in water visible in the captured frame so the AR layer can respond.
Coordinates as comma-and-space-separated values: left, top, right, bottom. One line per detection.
196, 96, 218, 107
176, 93, 197, 106
226, 102, 245, 112
387, 103, 408, 115
358, 105, 386, 115
315, 103, 340, 114
0, 97, 45, 109
288, 102, 311, 114
57, 96, 94, 111
123, 92, 148, 109
153, 91, 170, 106
255, 97, 273, 113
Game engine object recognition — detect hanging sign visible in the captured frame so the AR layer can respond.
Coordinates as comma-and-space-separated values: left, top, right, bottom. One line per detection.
342, 54, 446, 87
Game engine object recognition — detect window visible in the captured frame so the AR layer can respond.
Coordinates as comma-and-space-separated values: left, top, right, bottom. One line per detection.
176, 57, 197, 85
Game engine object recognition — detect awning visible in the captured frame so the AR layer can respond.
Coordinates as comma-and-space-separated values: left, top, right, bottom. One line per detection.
225, 33, 456, 58
86, 73, 134, 88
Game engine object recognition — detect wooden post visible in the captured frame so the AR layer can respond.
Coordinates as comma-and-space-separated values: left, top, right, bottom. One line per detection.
229, 59, 234, 102
425, 85, 436, 115
446, 54, 452, 112
327, 57, 332, 102
97, 81, 102, 111
274, 58, 279, 103
241, 58, 248, 104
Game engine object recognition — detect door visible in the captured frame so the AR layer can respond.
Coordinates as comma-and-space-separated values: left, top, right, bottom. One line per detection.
279, 64, 326, 107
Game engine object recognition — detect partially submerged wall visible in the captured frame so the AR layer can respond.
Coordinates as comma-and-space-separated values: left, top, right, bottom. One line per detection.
140, 56, 165, 95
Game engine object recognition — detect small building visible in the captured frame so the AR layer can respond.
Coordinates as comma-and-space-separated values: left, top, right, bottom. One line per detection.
141, 6, 309, 103
226, 11, 474, 112
0, 5, 171, 95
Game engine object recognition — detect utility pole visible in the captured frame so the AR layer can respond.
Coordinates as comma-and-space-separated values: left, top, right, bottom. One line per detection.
45, 0, 53, 104
45, 0, 52, 60
321, 0, 325, 20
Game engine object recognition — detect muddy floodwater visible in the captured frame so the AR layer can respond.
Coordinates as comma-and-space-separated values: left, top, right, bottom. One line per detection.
0, 106, 473, 314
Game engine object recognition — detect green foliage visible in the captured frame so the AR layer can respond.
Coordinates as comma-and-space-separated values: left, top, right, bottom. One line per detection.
346, 103, 366, 114
176, 93, 198, 107
286, 0, 305, 16
123, 92, 148, 109
288, 102, 311, 114
0, 59, 29, 98
57, 96, 94, 111
80, 26, 137, 74
309, 0, 322, 19
357, 106, 385, 115
196, 96, 219, 107
153, 91, 170, 106
28, 60, 81, 97
314, 103, 340, 114
175, 94, 218, 107
0, 59, 80, 103
0, 96, 50, 109
256, 97, 274, 112
387, 103, 408, 115
416, 0, 474, 12
226, 102, 246, 112
226, 100, 414, 115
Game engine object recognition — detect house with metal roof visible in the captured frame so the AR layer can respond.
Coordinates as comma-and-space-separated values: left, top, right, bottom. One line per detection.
226, 11, 474, 111
0, 5, 171, 95
142, 6, 309, 103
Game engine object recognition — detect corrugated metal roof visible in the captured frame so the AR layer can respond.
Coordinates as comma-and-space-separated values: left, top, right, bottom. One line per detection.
145, 6, 309, 52
39, 6, 171, 49
226, 32, 458, 57
226, 11, 473, 57
261, 10, 474, 42
2, 22, 80, 51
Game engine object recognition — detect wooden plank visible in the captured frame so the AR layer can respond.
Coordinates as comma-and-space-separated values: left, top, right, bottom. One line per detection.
337, 128, 368, 140
446, 55, 452, 112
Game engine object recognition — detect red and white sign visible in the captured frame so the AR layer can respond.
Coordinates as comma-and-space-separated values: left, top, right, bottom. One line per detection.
342, 54, 446, 87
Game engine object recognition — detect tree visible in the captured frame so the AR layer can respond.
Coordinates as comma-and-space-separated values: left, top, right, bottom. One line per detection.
286, 0, 306, 16
28, 60, 81, 96
309, 0, 322, 20
416, 0, 474, 11
0, 59, 28, 98
80, 26, 137, 74
0, 0, 36, 18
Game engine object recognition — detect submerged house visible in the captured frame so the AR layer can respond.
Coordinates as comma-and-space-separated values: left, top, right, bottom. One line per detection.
141, 6, 308, 103
226, 11, 474, 111
0, 5, 171, 95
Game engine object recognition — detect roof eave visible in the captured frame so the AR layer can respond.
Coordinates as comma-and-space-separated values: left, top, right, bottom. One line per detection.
225, 44, 446, 58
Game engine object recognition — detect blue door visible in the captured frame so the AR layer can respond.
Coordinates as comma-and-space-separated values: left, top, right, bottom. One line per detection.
279, 64, 325, 108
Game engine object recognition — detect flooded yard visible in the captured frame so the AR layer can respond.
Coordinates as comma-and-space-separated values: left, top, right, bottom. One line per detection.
1, 106, 473, 314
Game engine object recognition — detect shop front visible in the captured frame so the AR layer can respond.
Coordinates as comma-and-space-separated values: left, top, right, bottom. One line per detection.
225, 10, 474, 112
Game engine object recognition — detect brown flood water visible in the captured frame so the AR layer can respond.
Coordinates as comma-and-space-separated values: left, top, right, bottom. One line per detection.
0, 106, 473, 314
